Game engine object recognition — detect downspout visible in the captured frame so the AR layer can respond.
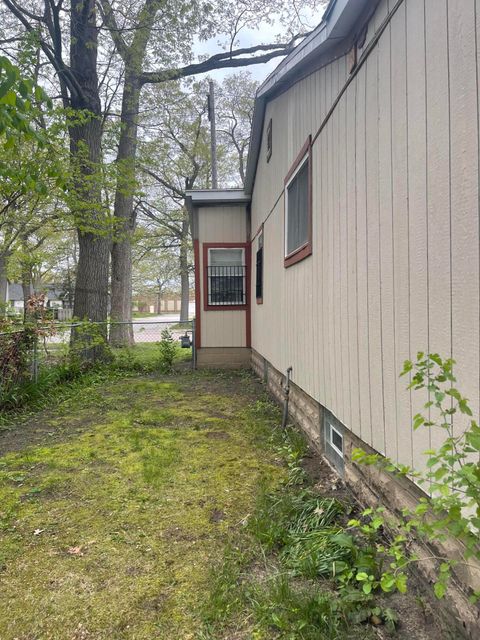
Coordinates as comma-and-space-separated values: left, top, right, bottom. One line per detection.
281, 366, 293, 429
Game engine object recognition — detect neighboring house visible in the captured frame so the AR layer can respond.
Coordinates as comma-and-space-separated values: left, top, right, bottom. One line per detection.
6, 283, 25, 312
6, 282, 71, 315
186, 0, 480, 631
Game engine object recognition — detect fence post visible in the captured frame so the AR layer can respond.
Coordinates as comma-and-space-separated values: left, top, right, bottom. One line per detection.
192, 319, 196, 370
32, 336, 38, 384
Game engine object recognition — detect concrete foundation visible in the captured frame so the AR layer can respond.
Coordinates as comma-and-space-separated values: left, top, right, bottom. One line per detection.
196, 347, 251, 368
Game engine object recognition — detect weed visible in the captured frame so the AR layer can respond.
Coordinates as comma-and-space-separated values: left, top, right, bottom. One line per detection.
157, 329, 177, 373
251, 576, 376, 639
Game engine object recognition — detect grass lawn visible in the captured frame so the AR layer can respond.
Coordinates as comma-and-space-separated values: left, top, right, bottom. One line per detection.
0, 370, 285, 639
0, 363, 450, 640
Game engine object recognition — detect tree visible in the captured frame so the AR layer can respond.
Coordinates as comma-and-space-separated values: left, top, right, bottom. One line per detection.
132, 238, 179, 315
2, 0, 111, 335
7, 219, 75, 311
0, 39, 69, 315
216, 71, 258, 186
99, 0, 323, 342
138, 80, 209, 321
137, 74, 258, 321
2, 0, 327, 341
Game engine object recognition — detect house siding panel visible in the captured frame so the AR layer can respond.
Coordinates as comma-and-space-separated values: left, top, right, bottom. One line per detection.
425, 0, 452, 457
249, 0, 480, 472
406, 0, 430, 471
448, 0, 480, 437
197, 205, 248, 349
391, 2, 411, 468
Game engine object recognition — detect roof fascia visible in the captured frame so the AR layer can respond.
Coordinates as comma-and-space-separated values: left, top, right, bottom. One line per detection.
244, 0, 372, 194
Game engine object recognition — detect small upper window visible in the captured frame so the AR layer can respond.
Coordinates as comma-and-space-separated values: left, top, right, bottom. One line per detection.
266, 118, 272, 162
207, 248, 246, 306
256, 229, 264, 303
285, 155, 310, 260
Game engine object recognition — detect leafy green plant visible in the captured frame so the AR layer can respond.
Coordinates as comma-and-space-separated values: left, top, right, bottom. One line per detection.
250, 576, 382, 639
352, 353, 480, 601
69, 320, 112, 367
157, 328, 177, 373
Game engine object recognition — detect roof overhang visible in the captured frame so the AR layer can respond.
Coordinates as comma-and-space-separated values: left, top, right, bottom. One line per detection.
244, 0, 372, 194
185, 189, 250, 209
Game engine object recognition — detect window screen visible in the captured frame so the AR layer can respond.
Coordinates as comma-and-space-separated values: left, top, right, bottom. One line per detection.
207, 248, 246, 305
286, 159, 309, 256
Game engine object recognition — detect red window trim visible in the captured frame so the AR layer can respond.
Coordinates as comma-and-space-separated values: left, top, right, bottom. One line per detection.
202, 242, 250, 312
284, 136, 313, 268
193, 238, 202, 348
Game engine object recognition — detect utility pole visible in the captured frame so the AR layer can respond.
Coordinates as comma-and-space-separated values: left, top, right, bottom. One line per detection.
207, 79, 218, 188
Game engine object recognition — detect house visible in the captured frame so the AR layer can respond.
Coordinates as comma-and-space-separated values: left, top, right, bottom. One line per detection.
6, 283, 25, 312
186, 0, 480, 633
6, 282, 71, 317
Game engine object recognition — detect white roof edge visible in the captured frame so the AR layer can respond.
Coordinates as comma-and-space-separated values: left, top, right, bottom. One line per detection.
185, 189, 250, 206
244, 0, 371, 194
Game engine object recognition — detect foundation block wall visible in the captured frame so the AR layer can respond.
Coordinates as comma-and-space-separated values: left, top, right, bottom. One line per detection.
251, 349, 480, 639
196, 347, 251, 369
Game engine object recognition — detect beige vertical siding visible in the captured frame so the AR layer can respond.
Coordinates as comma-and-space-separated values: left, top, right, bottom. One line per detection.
198, 206, 247, 242
197, 205, 248, 348
250, 0, 480, 469
406, 0, 430, 469
391, 2, 411, 465
448, 0, 480, 437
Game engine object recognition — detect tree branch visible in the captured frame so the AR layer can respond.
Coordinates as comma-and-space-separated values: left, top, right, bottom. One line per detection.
98, 0, 129, 62
140, 36, 308, 85
141, 167, 186, 200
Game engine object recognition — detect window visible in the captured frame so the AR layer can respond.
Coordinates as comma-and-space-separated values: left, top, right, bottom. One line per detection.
256, 229, 264, 303
266, 118, 272, 162
326, 421, 344, 458
284, 137, 312, 267
206, 247, 246, 307
323, 411, 344, 476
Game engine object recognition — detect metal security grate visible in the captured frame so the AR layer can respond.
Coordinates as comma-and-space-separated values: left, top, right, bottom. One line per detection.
207, 265, 246, 305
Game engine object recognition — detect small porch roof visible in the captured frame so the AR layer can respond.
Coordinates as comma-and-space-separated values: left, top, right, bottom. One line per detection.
185, 189, 250, 209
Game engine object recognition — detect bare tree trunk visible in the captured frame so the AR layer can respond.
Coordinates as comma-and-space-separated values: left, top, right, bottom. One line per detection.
0, 253, 8, 315
70, 0, 110, 357
179, 218, 190, 323
21, 265, 33, 312
109, 72, 141, 346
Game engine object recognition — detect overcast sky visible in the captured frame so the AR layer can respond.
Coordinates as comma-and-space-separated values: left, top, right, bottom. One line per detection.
192, 4, 327, 85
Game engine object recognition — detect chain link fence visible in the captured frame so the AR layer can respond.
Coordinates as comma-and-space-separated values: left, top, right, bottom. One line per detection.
0, 320, 196, 409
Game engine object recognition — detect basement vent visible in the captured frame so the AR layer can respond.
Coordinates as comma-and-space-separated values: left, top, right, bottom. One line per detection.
323, 410, 344, 476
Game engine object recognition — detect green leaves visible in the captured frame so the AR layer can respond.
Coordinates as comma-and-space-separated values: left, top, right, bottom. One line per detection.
0, 56, 49, 147
352, 353, 480, 604
413, 413, 425, 430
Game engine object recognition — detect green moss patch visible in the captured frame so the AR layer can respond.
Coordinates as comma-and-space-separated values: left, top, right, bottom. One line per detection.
0, 371, 285, 639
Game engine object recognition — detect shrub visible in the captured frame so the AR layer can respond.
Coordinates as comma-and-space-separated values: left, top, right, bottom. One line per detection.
352, 353, 480, 601
157, 329, 177, 373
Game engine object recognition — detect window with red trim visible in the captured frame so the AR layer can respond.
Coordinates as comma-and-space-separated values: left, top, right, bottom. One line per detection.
284, 138, 312, 268
206, 247, 246, 306
286, 157, 309, 256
